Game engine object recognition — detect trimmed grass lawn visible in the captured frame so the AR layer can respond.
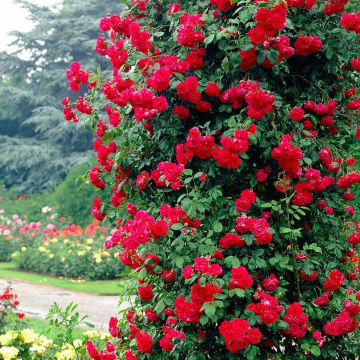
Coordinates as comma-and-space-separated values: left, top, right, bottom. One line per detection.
0, 262, 125, 295
27, 317, 85, 340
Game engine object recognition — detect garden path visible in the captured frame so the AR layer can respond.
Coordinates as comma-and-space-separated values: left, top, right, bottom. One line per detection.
0, 278, 134, 330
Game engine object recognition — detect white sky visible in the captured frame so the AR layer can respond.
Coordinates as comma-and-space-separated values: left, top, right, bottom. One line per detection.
0, 0, 60, 52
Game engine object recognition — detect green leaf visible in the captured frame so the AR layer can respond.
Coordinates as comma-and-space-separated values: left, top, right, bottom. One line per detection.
280, 227, 292, 234
238, 9, 251, 23
221, 56, 230, 73
278, 320, 289, 330
213, 221, 223, 233
171, 223, 184, 230
256, 258, 267, 269
204, 34, 215, 46
261, 203, 272, 208
310, 345, 321, 357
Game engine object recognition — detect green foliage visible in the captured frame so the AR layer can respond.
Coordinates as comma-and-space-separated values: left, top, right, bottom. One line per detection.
52, 163, 100, 227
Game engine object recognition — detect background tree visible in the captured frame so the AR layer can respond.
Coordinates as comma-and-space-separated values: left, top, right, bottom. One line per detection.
0, 0, 125, 192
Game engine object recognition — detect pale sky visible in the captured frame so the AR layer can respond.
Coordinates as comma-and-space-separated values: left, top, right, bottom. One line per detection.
0, 0, 60, 52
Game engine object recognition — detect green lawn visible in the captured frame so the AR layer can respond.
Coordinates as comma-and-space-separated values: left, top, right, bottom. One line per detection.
27, 317, 85, 340
0, 262, 125, 295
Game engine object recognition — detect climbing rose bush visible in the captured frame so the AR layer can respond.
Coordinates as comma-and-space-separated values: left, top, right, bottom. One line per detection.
63, 0, 360, 358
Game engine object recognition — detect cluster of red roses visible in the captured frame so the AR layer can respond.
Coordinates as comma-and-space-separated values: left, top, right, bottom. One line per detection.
209, 0, 234, 12
62, 98, 78, 123
347, 222, 360, 247
323, 269, 345, 291
351, 57, 360, 72
101, 14, 152, 55
66, 61, 89, 92
219, 233, 245, 250
271, 134, 303, 179
178, 127, 215, 162
176, 127, 251, 169
299, 269, 318, 281
292, 168, 334, 206
341, 10, 360, 34
176, 76, 211, 112
294, 35, 323, 56
219, 318, 262, 353
75, 97, 93, 115
159, 326, 186, 352
247, 292, 284, 325
317, 200, 334, 215
282, 303, 309, 339
104, 75, 168, 124
229, 265, 253, 290
0, 286, 25, 319
323, 0, 349, 16
289, 98, 339, 137
245, 26, 294, 68
212, 129, 251, 168
235, 189, 257, 212
324, 307, 359, 337
348, 98, 360, 111
174, 281, 222, 324
183, 257, 223, 279
151, 162, 185, 190
285, 0, 317, 9
87, 339, 117, 360
89, 166, 106, 189
337, 172, 360, 190
236, 215, 273, 245
106, 210, 169, 252
160, 204, 201, 228
177, 13, 205, 48
97, 38, 129, 76
249, 4, 287, 45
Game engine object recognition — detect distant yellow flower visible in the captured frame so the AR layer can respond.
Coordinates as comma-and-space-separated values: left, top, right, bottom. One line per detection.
61, 257, 66, 263
114, 252, 119, 258
20, 329, 37, 344
49, 254, 54, 259
83, 330, 99, 338
38, 246, 46, 253
29, 345, 47, 355
64, 239, 69, 244
95, 257, 102, 264
87, 239, 93, 245
21, 247, 27, 252
68, 250, 73, 254
0, 346, 19, 360
11, 253, 18, 258
0, 332, 18, 346
100, 332, 111, 340
77, 251, 86, 257
103, 251, 110, 257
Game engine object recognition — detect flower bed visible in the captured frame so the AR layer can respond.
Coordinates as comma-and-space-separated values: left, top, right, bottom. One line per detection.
0, 213, 123, 280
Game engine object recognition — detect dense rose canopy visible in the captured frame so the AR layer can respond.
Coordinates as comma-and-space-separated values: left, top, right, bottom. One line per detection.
63, 0, 360, 359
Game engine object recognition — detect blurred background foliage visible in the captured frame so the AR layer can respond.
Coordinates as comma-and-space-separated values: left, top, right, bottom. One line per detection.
0, 162, 101, 226
0, 0, 124, 221
0, 0, 124, 192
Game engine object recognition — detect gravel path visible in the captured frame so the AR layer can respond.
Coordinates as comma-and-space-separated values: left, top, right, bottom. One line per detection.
0, 278, 134, 330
